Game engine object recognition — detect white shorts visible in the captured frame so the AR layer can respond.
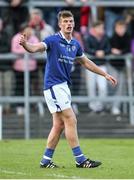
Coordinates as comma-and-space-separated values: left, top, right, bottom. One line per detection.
44, 82, 71, 113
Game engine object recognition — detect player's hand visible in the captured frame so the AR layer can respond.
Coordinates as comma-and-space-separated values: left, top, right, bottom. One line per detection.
105, 74, 117, 86
19, 34, 27, 46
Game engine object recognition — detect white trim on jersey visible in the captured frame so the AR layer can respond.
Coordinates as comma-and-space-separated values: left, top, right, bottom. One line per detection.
41, 42, 47, 50
59, 31, 72, 43
75, 53, 85, 59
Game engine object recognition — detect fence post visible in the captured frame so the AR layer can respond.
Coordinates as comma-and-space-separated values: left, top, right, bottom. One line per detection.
91, 4, 98, 22
126, 55, 134, 125
0, 105, 2, 140
24, 53, 30, 139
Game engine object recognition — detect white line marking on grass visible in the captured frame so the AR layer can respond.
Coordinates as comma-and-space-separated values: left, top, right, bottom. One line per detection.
0, 168, 28, 176
47, 173, 81, 179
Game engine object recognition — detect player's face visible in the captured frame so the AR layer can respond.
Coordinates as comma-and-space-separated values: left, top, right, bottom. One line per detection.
59, 17, 75, 34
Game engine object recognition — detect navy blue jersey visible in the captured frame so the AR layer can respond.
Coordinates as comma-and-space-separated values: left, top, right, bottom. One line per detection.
42, 32, 84, 89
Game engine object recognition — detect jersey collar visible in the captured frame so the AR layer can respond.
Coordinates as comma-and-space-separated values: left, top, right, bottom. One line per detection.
59, 31, 72, 44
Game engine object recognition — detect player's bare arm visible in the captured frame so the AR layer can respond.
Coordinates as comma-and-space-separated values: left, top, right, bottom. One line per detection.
77, 55, 117, 86
19, 34, 46, 53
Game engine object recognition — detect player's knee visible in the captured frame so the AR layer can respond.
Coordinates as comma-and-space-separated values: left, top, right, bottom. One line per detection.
53, 122, 64, 132
65, 115, 77, 126
62, 109, 77, 126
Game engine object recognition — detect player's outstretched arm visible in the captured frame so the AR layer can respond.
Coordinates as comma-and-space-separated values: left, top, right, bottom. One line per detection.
77, 55, 117, 86
19, 34, 46, 53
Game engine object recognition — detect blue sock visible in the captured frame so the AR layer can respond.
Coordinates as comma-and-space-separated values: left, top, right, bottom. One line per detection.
40, 148, 54, 165
72, 146, 87, 164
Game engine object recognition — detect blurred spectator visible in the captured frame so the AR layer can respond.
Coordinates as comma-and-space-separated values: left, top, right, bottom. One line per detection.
42, 7, 58, 31
29, 8, 55, 41
123, 9, 134, 38
110, 20, 131, 115
29, 7, 55, 102
105, 7, 125, 38
11, 23, 39, 115
0, 18, 12, 113
2, 0, 29, 38
0, 18, 10, 53
80, 0, 91, 36
28, 8, 55, 115
84, 21, 111, 113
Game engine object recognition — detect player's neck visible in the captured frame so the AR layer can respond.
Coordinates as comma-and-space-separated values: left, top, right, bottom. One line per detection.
61, 31, 72, 41
65, 33, 72, 41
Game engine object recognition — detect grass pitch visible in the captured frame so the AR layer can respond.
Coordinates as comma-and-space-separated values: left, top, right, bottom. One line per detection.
0, 139, 134, 179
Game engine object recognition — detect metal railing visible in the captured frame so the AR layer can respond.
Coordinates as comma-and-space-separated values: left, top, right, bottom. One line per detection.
1, 0, 134, 7
0, 53, 134, 139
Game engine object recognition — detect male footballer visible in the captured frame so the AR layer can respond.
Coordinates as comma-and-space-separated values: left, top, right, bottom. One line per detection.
20, 10, 117, 168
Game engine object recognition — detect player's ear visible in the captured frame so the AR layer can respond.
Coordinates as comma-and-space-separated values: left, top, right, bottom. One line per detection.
58, 20, 61, 29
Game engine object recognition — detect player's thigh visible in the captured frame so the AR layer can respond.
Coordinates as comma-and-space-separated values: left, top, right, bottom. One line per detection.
61, 108, 77, 125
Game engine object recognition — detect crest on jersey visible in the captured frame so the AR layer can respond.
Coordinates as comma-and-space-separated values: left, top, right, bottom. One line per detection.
72, 45, 76, 51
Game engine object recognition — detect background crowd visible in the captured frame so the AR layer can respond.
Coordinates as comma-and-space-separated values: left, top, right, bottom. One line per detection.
0, 0, 134, 116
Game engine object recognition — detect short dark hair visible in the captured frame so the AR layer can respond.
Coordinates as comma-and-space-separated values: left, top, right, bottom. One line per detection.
92, 20, 104, 28
115, 20, 126, 26
57, 10, 74, 21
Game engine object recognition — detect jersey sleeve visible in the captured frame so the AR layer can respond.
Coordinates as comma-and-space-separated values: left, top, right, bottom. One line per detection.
75, 42, 85, 58
42, 36, 53, 50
